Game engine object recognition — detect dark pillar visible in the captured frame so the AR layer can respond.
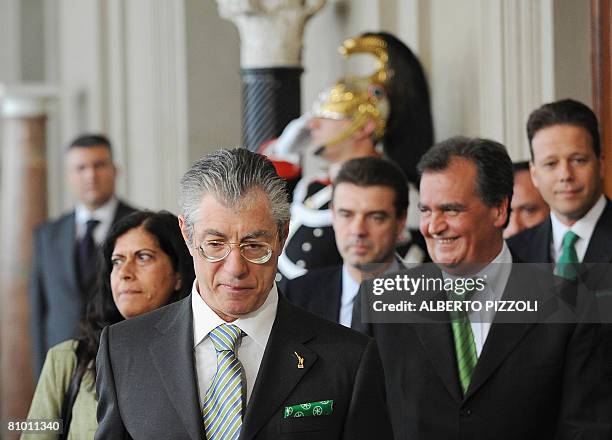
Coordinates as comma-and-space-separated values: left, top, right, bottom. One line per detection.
242, 67, 303, 151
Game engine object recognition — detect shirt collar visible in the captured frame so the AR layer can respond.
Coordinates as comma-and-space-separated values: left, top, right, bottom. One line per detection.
75, 197, 118, 225
386, 257, 405, 273
442, 241, 513, 302
341, 257, 404, 307
191, 280, 278, 350
341, 264, 361, 307
551, 195, 606, 255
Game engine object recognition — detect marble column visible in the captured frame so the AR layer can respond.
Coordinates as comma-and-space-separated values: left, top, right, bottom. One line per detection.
216, 0, 326, 151
0, 86, 55, 434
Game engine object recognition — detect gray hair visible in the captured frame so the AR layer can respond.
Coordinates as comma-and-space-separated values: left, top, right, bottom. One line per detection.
179, 148, 290, 242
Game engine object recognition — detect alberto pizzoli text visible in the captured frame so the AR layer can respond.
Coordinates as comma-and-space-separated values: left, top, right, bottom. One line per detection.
372, 299, 538, 313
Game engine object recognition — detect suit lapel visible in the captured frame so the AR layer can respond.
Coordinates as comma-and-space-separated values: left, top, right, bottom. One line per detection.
313, 268, 342, 322
410, 266, 463, 402
56, 213, 80, 294
533, 218, 553, 263
413, 321, 463, 402
149, 297, 204, 440
465, 323, 532, 400
465, 266, 536, 400
240, 297, 318, 440
584, 200, 612, 263
332, 268, 342, 322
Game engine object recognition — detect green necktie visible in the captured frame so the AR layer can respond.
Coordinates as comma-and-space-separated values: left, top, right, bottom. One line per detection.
449, 283, 478, 395
202, 324, 244, 440
555, 230, 579, 280
450, 308, 478, 395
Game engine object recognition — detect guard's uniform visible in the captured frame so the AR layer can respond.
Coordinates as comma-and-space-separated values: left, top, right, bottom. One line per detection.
275, 31, 434, 282
277, 178, 341, 283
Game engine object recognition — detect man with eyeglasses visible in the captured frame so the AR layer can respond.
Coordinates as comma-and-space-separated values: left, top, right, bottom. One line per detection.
95, 148, 393, 440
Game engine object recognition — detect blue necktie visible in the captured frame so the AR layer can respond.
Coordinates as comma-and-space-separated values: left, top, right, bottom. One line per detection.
77, 219, 100, 291
202, 324, 244, 440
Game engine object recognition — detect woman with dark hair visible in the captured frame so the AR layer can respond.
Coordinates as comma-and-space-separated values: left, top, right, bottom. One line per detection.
23, 210, 195, 439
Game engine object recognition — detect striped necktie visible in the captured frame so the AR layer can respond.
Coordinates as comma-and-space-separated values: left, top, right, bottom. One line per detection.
555, 230, 579, 280
202, 324, 244, 440
450, 308, 478, 395
449, 283, 478, 396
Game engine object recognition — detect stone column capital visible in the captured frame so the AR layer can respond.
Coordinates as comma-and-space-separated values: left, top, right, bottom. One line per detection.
0, 84, 57, 117
216, 0, 326, 68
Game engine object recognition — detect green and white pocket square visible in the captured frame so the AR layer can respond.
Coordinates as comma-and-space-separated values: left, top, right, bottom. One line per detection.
283, 400, 334, 418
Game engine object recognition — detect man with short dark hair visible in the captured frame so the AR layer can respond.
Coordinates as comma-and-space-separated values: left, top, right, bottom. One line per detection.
508, 99, 612, 272
282, 157, 408, 328
274, 32, 433, 284
367, 136, 611, 439
503, 161, 549, 238
30, 134, 135, 378
95, 148, 393, 440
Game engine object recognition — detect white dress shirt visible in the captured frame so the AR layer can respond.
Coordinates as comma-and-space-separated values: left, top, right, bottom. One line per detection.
192, 281, 278, 406
75, 197, 119, 245
550, 195, 606, 263
442, 242, 513, 356
339, 265, 360, 328
339, 258, 404, 328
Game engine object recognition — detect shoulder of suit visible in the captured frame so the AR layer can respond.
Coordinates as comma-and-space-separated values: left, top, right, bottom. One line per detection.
114, 200, 137, 219
282, 299, 371, 346
107, 296, 187, 338
286, 265, 341, 287
35, 211, 75, 234
506, 219, 548, 250
116, 199, 137, 212
282, 266, 341, 301
596, 199, 612, 227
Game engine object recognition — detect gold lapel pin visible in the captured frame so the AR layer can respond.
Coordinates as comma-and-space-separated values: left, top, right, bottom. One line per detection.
294, 351, 304, 369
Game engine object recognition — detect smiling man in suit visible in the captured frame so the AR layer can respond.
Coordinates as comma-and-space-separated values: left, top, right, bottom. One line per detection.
95, 148, 392, 440
29, 134, 135, 379
366, 136, 612, 439
282, 156, 408, 329
507, 99, 612, 273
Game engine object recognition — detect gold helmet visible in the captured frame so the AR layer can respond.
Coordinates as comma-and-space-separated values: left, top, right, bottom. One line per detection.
312, 77, 389, 147
313, 32, 434, 184
312, 33, 393, 149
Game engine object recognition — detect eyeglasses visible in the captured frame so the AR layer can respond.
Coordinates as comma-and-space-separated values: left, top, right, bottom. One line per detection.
197, 240, 273, 264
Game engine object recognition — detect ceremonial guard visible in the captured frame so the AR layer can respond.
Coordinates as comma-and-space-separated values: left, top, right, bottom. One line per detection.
264, 32, 434, 283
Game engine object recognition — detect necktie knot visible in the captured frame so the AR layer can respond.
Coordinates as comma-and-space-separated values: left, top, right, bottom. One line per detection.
85, 219, 100, 235
556, 230, 580, 280
562, 230, 579, 249
209, 324, 242, 353
448, 278, 483, 302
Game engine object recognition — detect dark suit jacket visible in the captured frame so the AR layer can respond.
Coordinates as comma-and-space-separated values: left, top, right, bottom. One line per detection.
507, 199, 612, 385
281, 266, 343, 323
281, 260, 407, 327
365, 263, 612, 440
507, 199, 612, 265
29, 200, 135, 378
95, 293, 393, 440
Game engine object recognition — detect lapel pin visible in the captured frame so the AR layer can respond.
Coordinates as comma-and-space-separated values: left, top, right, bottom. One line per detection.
294, 351, 304, 369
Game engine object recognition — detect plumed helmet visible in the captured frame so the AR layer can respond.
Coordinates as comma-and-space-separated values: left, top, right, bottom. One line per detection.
312, 77, 390, 145
332, 31, 435, 184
